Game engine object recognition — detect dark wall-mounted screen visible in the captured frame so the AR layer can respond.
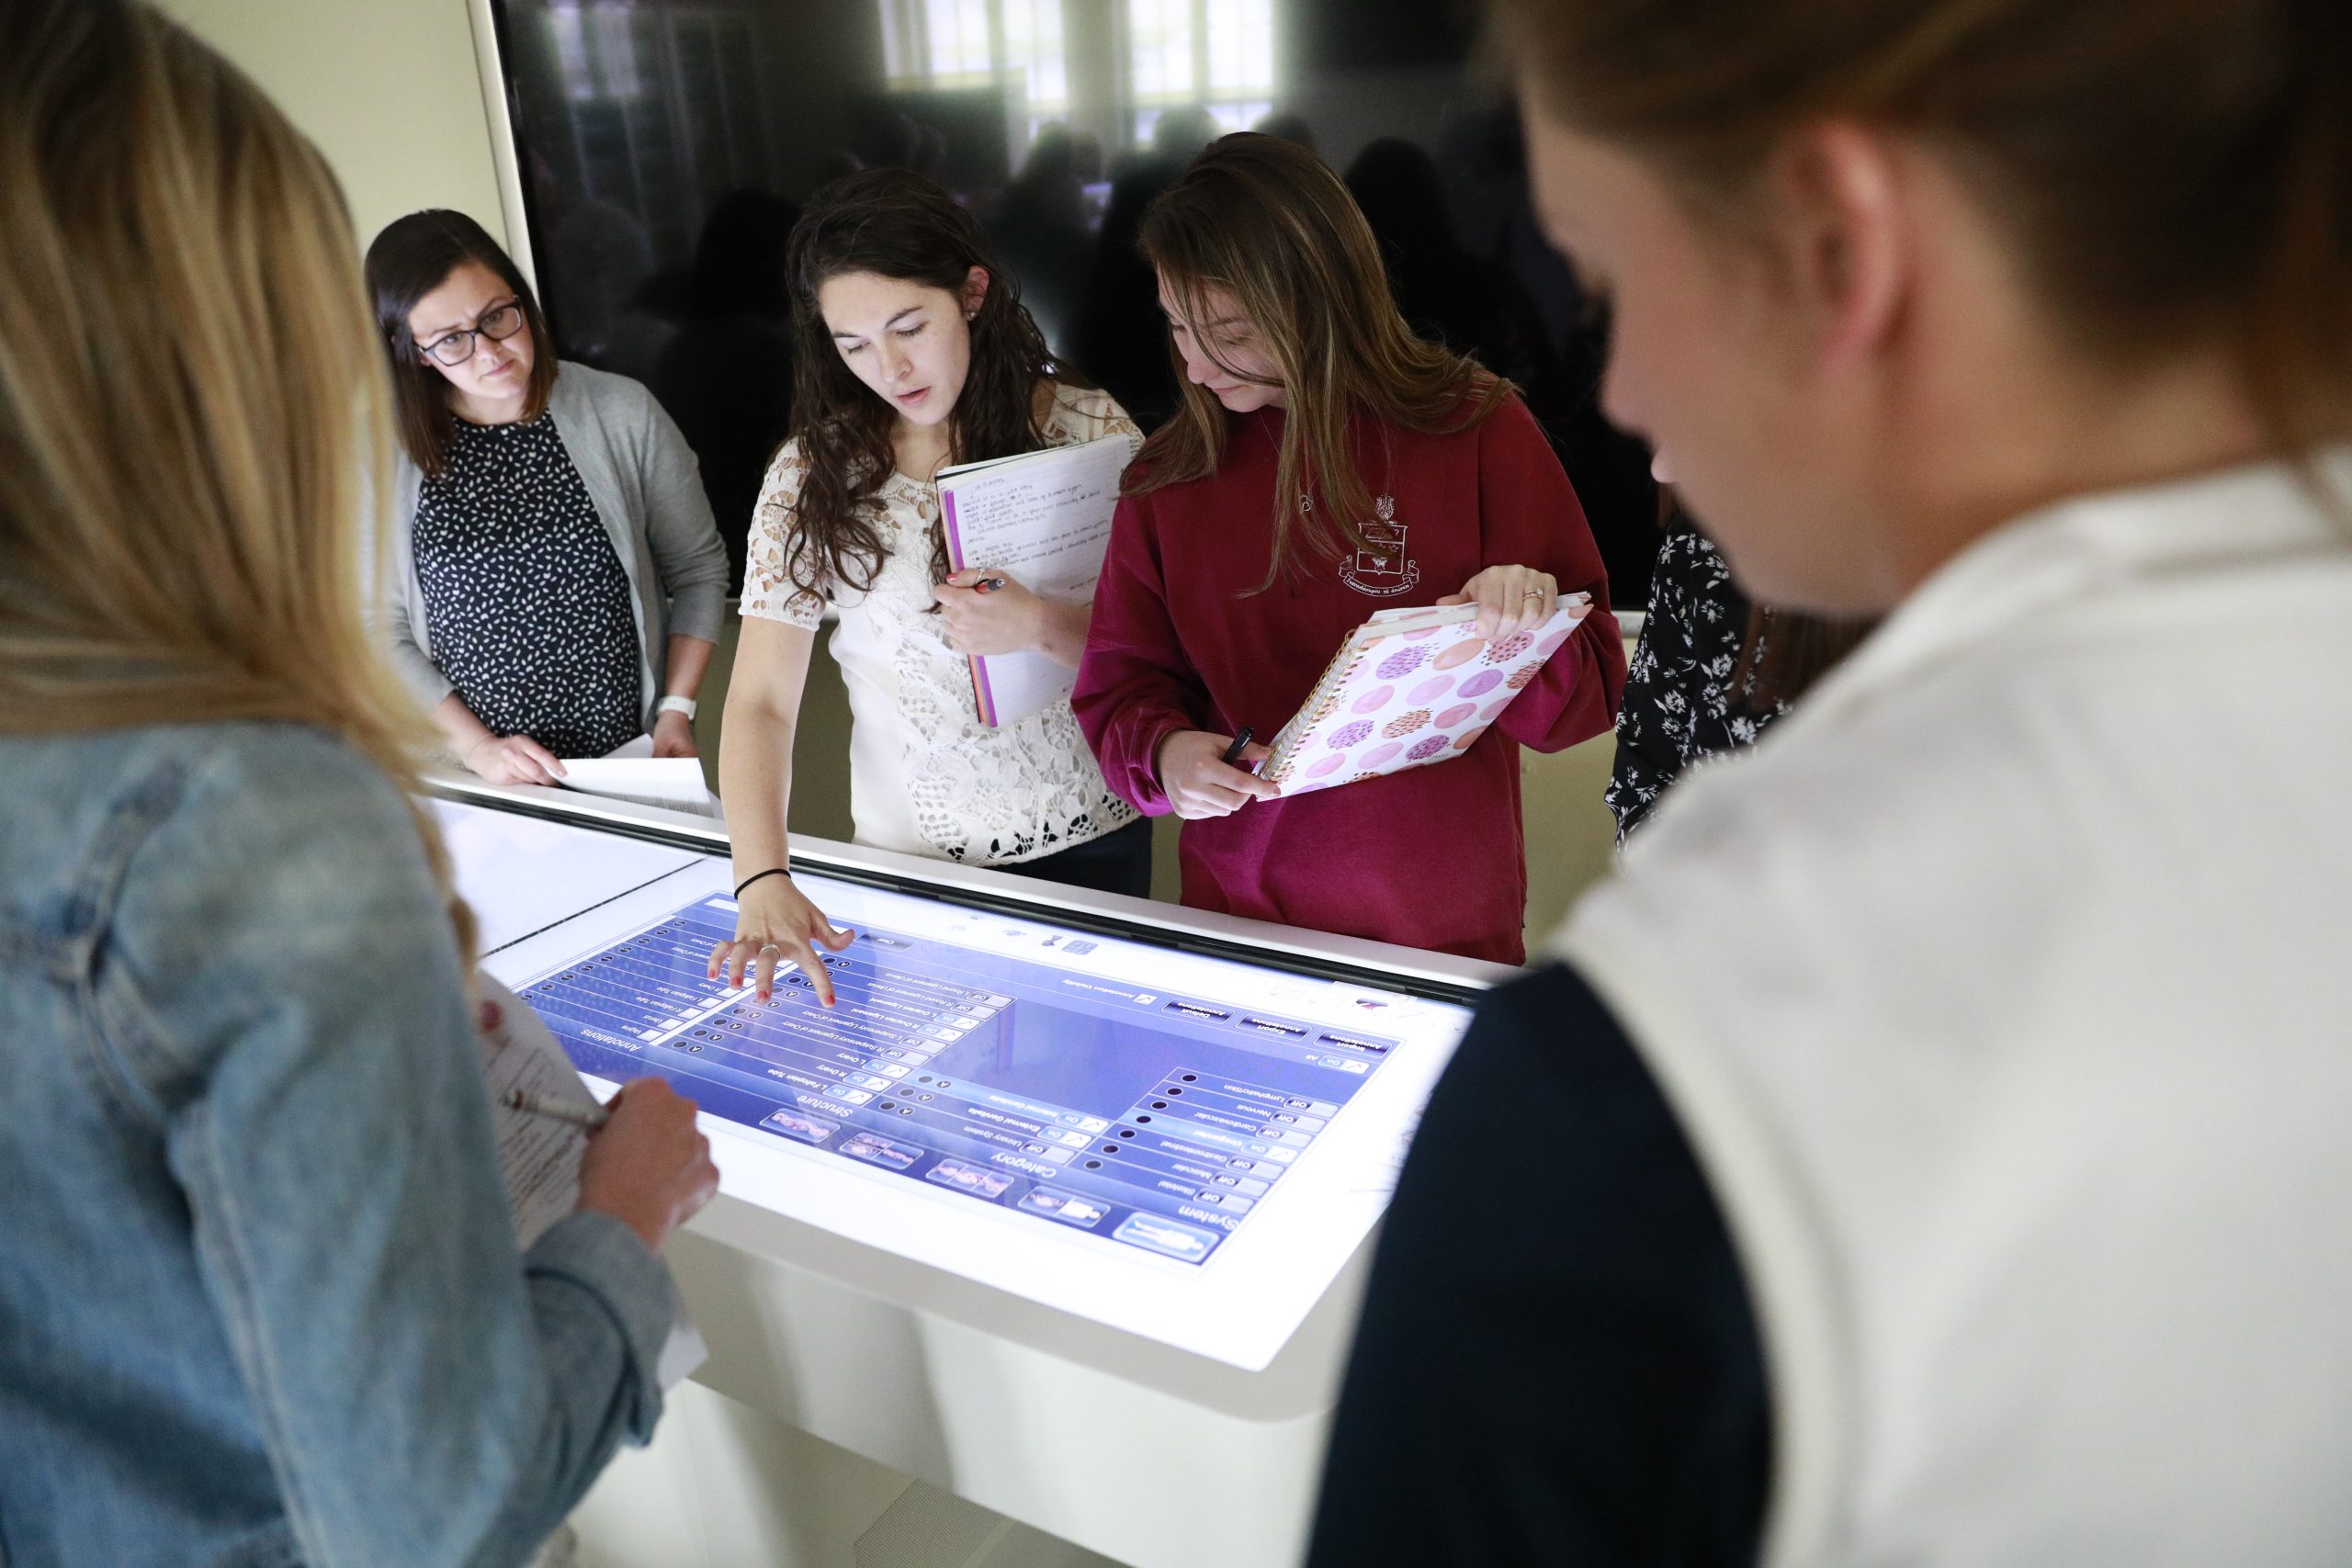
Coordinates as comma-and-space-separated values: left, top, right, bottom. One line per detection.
486, 0, 1657, 602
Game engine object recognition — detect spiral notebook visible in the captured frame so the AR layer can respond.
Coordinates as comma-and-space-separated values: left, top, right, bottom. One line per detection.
1257, 595, 1591, 796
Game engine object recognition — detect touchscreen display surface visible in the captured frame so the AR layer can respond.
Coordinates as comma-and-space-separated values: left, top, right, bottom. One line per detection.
521, 893, 1400, 1267
441, 797, 1479, 1369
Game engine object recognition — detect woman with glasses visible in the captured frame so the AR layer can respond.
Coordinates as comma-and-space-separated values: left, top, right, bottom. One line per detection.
366, 211, 728, 784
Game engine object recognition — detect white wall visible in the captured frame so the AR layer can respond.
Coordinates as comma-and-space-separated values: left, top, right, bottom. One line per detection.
152, 0, 511, 254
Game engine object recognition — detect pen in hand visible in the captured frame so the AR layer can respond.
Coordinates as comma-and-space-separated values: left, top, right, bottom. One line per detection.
503, 1086, 610, 1131
1219, 727, 1255, 768
972, 575, 1009, 594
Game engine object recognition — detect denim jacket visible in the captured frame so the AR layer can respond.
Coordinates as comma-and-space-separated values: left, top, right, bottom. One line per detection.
0, 723, 674, 1568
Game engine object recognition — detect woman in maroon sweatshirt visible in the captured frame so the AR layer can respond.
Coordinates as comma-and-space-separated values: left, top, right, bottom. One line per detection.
1072, 134, 1625, 964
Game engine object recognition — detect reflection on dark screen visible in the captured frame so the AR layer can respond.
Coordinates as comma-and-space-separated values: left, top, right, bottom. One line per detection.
491, 0, 1659, 603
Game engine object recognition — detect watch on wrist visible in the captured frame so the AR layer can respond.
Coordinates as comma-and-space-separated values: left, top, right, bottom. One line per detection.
656, 694, 697, 721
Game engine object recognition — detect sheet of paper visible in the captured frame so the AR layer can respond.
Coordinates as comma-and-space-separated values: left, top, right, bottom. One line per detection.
480, 973, 602, 1247
558, 734, 723, 820
938, 434, 1134, 728
479, 974, 707, 1387
431, 798, 703, 954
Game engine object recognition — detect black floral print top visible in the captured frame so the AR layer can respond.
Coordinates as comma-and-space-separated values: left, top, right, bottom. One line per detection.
413, 413, 644, 759
1605, 516, 1783, 840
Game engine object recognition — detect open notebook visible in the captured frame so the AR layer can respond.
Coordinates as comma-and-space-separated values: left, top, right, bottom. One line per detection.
477, 974, 705, 1390
937, 434, 1134, 728
1257, 596, 1591, 796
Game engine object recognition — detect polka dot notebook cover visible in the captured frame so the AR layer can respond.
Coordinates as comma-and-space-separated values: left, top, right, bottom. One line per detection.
1257, 594, 1592, 796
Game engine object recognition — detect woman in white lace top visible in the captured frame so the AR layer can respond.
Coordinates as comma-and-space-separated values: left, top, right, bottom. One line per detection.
714, 169, 1147, 1004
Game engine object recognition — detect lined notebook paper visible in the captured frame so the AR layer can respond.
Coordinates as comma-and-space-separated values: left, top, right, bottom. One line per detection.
937, 434, 1133, 728
1258, 596, 1591, 796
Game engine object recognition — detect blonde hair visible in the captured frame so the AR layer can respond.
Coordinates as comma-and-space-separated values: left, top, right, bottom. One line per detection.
0, 0, 471, 953
1128, 134, 1512, 590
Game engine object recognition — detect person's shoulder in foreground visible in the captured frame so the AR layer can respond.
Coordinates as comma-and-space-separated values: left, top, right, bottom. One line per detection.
1555, 458, 2352, 1565
0, 721, 675, 1568
1305, 961, 1770, 1568
0, 721, 427, 933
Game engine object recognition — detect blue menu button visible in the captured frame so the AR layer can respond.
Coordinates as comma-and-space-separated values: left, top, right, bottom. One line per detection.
1114, 1213, 1218, 1262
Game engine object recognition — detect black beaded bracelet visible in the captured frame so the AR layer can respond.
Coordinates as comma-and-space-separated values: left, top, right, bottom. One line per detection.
733, 867, 790, 899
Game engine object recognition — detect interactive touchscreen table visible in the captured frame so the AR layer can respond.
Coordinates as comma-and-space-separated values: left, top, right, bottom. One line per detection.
532, 889, 1401, 1268
441, 794, 1484, 1372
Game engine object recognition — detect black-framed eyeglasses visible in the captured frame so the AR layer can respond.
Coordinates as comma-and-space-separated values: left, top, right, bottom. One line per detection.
415, 300, 525, 367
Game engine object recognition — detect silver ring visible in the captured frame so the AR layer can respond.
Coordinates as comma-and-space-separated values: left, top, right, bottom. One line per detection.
1521, 589, 1544, 600
758, 943, 782, 955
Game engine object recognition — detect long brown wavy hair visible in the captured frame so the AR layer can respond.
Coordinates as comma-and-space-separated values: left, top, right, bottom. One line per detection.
1128, 133, 1514, 589
779, 167, 1067, 604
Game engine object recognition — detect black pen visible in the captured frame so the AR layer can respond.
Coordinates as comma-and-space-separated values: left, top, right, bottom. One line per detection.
972, 575, 1009, 593
1220, 727, 1255, 766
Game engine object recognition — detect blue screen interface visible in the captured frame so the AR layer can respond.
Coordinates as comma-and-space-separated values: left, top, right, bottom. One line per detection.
521, 893, 1400, 1265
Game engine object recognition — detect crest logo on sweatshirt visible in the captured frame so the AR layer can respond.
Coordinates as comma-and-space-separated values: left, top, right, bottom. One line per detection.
1338, 494, 1420, 598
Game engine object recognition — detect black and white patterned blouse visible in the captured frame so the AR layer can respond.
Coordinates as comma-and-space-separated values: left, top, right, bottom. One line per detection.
413, 413, 643, 759
1605, 515, 1783, 840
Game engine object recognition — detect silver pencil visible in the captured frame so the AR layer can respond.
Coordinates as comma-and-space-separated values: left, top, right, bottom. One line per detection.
502, 1086, 610, 1130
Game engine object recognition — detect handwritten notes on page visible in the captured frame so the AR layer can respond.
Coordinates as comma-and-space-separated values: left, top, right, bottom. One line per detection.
480, 973, 602, 1247
478, 974, 707, 1388
937, 434, 1134, 728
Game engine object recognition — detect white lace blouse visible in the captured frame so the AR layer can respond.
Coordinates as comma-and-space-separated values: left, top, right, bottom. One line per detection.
741, 382, 1143, 866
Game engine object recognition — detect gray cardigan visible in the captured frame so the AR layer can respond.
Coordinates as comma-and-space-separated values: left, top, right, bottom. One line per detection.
380, 361, 729, 730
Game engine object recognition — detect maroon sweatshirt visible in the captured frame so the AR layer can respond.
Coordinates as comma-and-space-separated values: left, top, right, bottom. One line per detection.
1073, 395, 1625, 964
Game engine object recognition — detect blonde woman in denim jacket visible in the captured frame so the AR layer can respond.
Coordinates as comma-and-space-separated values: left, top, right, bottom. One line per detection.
0, 5, 716, 1565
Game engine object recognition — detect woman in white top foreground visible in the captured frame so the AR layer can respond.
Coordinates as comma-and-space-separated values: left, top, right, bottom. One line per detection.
1308, 1, 2352, 1564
